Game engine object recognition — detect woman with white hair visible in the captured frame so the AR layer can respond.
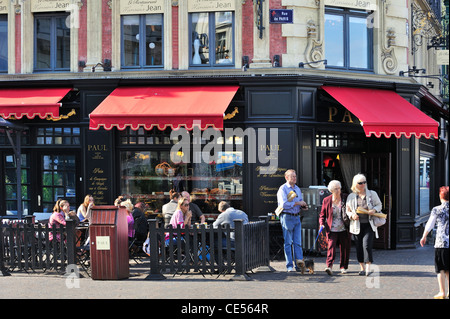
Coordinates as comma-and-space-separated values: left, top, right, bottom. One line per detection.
114, 196, 135, 241
319, 180, 350, 275
346, 174, 382, 276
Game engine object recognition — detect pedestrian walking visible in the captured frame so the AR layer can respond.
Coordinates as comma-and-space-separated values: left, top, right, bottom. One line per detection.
319, 180, 351, 275
276, 169, 308, 273
346, 173, 382, 276
420, 186, 449, 299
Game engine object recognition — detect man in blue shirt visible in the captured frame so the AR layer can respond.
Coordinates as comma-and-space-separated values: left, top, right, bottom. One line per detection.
277, 169, 308, 273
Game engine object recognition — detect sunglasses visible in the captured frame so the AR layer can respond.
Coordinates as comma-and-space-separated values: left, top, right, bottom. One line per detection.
358, 181, 367, 185
182, 203, 189, 207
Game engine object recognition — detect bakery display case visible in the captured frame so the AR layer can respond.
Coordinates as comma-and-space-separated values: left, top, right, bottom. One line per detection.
119, 149, 243, 217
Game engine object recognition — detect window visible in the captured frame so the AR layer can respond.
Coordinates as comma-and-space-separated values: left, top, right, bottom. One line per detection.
121, 14, 163, 68
5, 154, 30, 215
316, 131, 365, 150
42, 155, 76, 212
36, 127, 80, 145
119, 130, 244, 216
190, 11, 234, 67
419, 155, 433, 215
324, 7, 373, 71
0, 14, 6, 72
34, 14, 70, 72
0, 129, 29, 146
119, 127, 174, 145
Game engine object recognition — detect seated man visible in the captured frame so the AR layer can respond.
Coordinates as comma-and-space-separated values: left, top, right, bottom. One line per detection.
162, 190, 180, 228
213, 201, 249, 247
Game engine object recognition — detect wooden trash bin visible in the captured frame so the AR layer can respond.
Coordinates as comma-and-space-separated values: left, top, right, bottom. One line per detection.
89, 206, 129, 280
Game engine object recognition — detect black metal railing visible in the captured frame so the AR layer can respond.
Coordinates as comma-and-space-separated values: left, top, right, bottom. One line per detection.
146, 217, 272, 280
1, 219, 76, 275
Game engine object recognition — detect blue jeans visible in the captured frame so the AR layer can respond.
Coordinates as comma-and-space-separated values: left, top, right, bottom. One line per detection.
280, 213, 303, 269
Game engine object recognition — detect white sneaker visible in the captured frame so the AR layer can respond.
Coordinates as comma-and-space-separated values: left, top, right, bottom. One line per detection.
325, 267, 333, 276
340, 268, 348, 274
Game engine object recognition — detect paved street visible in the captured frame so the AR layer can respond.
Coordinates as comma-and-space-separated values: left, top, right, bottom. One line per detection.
1, 243, 444, 302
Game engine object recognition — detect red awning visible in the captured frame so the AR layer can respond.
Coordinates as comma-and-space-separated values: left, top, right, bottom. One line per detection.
0, 88, 72, 119
89, 86, 239, 131
321, 86, 439, 139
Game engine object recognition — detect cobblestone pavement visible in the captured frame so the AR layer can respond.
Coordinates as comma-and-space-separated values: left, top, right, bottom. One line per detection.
0, 244, 446, 303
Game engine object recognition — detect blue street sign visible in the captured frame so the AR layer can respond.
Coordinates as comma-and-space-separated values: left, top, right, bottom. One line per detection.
269, 9, 293, 24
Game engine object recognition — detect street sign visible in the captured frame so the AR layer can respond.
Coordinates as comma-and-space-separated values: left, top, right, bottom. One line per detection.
269, 9, 293, 24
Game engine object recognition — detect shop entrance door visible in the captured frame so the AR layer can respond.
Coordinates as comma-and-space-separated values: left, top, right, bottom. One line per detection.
362, 153, 392, 249
37, 153, 79, 213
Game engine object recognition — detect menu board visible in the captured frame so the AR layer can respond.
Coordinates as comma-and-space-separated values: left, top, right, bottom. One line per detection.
251, 128, 294, 215
85, 130, 112, 205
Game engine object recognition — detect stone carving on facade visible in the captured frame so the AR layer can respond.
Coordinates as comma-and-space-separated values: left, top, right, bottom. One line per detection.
305, 20, 324, 67
305, 0, 325, 68
380, 0, 398, 75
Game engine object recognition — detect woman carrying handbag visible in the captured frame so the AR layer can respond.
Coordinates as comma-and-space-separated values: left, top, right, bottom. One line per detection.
319, 180, 351, 275
346, 174, 383, 276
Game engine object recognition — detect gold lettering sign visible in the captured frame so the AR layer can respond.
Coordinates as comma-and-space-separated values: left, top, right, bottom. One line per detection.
324, 0, 377, 11
328, 106, 357, 124
188, 0, 235, 12
31, 0, 71, 12
120, 0, 164, 15
0, 0, 8, 14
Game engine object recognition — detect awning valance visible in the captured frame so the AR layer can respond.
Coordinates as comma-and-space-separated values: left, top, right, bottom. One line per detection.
0, 88, 72, 119
89, 86, 239, 131
321, 86, 439, 139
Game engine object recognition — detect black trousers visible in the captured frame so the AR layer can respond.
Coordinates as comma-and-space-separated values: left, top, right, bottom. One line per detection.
354, 223, 374, 263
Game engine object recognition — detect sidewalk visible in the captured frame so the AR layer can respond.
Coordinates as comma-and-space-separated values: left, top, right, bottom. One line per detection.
0, 244, 443, 300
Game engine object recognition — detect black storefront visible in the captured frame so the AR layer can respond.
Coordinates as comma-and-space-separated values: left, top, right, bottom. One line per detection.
0, 74, 447, 250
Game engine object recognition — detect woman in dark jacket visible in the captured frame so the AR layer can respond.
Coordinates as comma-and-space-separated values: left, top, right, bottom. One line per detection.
319, 180, 350, 275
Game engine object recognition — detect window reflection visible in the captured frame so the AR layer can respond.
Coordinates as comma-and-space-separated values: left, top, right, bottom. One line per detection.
191, 11, 234, 67
349, 16, 369, 69
0, 15, 7, 72
122, 14, 163, 68
325, 14, 344, 67
325, 8, 372, 70
215, 12, 233, 64
419, 156, 433, 215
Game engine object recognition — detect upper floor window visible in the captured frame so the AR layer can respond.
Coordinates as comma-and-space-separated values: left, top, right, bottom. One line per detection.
34, 13, 70, 72
189, 11, 234, 67
121, 14, 163, 68
325, 7, 373, 71
0, 15, 7, 72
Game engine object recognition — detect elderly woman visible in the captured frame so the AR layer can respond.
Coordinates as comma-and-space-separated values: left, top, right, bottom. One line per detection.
346, 174, 383, 276
319, 180, 350, 275
115, 198, 135, 241
420, 186, 449, 299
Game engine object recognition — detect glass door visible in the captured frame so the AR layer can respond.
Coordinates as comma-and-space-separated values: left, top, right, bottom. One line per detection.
40, 154, 77, 213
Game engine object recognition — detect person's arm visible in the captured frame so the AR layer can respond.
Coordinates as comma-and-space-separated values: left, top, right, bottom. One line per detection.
420, 209, 437, 246
184, 210, 192, 227
55, 212, 67, 226
346, 194, 359, 220
213, 213, 225, 228
319, 198, 328, 229
368, 190, 383, 215
277, 186, 300, 210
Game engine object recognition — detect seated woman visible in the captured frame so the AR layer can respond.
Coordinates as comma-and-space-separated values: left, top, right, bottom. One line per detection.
49, 199, 69, 241
165, 197, 192, 245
